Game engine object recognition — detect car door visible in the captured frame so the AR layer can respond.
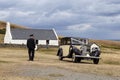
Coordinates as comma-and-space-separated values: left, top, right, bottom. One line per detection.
59, 38, 71, 56
60, 45, 70, 56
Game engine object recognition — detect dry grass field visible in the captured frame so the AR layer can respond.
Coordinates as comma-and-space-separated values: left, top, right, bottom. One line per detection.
0, 34, 4, 43
0, 46, 120, 80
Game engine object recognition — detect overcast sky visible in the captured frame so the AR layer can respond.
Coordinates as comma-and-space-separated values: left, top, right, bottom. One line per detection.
0, 0, 120, 40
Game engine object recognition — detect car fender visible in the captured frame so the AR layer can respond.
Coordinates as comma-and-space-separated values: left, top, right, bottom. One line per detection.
57, 48, 63, 56
72, 47, 82, 55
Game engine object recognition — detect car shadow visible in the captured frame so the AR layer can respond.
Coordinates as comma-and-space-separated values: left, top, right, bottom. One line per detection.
62, 59, 93, 64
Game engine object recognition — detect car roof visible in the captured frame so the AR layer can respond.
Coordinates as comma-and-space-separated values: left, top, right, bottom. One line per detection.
61, 37, 88, 40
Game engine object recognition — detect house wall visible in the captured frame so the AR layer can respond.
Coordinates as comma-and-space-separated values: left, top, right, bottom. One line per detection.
4, 22, 59, 46
38, 40, 58, 46
5, 39, 58, 46
38, 40, 46, 45
9, 40, 27, 45
49, 40, 58, 46
4, 36, 12, 44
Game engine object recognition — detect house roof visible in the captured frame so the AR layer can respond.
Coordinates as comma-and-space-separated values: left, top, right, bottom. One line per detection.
11, 28, 58, 40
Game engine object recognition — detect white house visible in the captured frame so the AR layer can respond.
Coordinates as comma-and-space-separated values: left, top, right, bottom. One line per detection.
4, 22, 59, 46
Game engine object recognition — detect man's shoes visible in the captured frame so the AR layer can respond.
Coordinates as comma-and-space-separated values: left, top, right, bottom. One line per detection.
31, 60, 34, 61
28, 59, 34, 61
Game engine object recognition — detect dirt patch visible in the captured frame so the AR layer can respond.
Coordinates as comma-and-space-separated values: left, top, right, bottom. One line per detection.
1, 64, 119, 80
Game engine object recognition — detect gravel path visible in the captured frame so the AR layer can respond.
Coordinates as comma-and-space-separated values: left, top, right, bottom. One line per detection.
8, 64, 120, 80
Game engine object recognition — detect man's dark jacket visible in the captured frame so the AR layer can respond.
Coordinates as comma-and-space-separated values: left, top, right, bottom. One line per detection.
27, 38, 35, 49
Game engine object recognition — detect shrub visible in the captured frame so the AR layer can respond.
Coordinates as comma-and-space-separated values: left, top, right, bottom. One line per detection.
0, 29, 5, 34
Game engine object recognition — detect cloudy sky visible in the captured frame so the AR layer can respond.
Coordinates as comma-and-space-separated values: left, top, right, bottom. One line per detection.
0, 0, 120, 40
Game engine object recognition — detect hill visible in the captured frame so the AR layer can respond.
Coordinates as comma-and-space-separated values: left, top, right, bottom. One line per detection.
0, 20, 28, 43
0, 21, 27, 29
90, 39, 120, 49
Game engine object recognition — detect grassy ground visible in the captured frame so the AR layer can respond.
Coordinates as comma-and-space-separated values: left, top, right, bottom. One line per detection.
0, 47, 120, 80
0, 34, 4, 43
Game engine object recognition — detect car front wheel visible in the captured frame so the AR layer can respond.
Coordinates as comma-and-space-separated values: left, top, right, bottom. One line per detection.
72, 53, 78, 63
93, 59, 99, 64
58, 50, 63, 60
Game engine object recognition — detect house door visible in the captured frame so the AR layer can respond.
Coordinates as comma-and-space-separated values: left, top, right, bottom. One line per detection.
46, 40, 49, 45
36, 40, 38, 44
46, 40, 49, 49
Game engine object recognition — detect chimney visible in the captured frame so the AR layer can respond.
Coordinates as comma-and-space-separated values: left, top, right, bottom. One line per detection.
4, 22, 12, 43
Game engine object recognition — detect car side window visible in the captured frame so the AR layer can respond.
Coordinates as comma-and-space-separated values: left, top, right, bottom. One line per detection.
60, 38, 71, 45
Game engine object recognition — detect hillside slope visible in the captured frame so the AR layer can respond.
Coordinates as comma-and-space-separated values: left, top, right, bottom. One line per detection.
90, 39, 120, 49
0, 20, 28, 43
0, 21, 27, 29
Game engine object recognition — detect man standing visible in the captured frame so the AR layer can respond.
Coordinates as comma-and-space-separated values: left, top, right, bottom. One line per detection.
27, 34, 35, 61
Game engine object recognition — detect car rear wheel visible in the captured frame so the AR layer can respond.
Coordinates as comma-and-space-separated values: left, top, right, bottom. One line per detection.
58, 50, 63, 60
93, 59, 99, 64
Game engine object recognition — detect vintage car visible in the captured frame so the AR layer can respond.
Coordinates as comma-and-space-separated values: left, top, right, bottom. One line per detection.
57, 37, 101, 64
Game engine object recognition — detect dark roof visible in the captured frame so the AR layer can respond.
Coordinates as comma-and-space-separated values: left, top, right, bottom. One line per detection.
11, 28, 58, 40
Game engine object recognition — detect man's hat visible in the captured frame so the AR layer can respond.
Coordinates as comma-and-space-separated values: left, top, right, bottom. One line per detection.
30, 34, 34, 37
